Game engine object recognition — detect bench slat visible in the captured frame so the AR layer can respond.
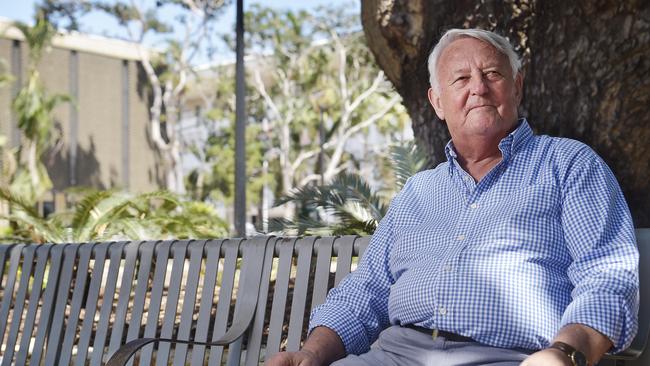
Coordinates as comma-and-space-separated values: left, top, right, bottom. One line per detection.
356, 236, 371, 258
15, 245, 52, 365
89, 242, 127, 366
123, 240, 157, 366
108, 241, 142, 356
244, 236, 280, 366
172, 240, 207, 366
334, 236, 356, 286
46, 244, 80, 364
286, 237, 317, 351
0, 243, 25, 353
30, 244, 66, 365
312, 236, 335, 310
207, 238, 242, 366
138, 240, 173, 365
3, 245, 37, 365
226, 236, 273, 365
73, 242, 110, 364
156, 241, 189, 365
189, 239, 225, 366
266, 237, 298, 354
58, 243, 97, 365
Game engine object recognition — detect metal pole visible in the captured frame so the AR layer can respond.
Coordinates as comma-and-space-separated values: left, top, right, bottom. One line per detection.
234, 0, 246, 237
319, 109, 325, 185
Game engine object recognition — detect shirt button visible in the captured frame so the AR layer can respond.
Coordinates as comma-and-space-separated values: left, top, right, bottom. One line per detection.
456, 234, 465, 241
443, 264, 453, 272
439, 306, 447, 315
470, 203, 479, 209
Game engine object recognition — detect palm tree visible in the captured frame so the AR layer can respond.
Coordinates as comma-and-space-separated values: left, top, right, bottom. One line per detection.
272, 141, 427, 235
11, 13, 72, 202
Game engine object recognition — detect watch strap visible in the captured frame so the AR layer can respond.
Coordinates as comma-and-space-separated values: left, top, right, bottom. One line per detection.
549, 341, 589, 366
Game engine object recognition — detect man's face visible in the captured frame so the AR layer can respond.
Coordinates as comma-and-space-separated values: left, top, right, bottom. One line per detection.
428, 37, 523, 143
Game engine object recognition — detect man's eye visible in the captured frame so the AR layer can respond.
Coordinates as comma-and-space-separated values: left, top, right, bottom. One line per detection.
454, 76, 468, 83
485, 71, 501, 78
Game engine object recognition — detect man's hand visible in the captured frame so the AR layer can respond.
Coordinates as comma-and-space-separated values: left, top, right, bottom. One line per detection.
265, 349, 322, 366
522, 323, 613, 366
521, 348, 572, 366
264, 326, 346, 366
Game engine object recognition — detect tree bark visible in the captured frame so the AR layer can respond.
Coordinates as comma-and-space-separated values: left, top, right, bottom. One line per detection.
361, 0, 650, 226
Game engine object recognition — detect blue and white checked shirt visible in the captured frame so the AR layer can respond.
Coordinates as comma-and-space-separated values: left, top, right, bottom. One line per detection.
309, 119, 639, 355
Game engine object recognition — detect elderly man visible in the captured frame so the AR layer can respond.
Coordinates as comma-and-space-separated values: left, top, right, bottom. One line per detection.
266, 28, 638, 366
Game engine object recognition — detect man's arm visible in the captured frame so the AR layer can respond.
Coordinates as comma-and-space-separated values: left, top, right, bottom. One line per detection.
264, 326, 346, 366
526, 147, 637, 366
522, 323, 613, 366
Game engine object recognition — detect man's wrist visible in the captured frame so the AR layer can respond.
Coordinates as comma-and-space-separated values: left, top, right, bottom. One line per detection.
297, 349, 322, 364
548, 341, 589, 366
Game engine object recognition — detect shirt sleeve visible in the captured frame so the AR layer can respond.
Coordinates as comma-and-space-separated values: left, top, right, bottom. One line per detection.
308, 196, 400, 355
559, 148, 639, 353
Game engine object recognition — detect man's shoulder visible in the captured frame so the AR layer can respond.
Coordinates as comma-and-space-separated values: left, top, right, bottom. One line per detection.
531, 134, 600, 165
524, 134, 609, 186
407, 163, 449, 185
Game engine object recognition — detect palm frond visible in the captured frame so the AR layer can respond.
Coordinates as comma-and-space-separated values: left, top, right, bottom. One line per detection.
1, 212, 64, 243
71, 189, 120, 231
390, 141, 428, 189
99, 217, 157, 241
0, 187, 40, 216
76, 190, 179, 242
327, 173, 388, 221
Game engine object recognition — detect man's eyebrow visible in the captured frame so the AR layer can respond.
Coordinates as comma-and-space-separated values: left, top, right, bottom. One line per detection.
450, 67, 470, 75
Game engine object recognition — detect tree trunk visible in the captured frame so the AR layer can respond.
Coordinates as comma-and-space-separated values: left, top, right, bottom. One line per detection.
361, 0, 650, 226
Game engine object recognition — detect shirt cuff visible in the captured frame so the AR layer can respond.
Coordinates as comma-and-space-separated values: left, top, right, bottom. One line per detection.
560, 292, 638, 353
309, 303, 373, 355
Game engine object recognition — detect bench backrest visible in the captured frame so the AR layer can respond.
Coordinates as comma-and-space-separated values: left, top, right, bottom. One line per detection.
0, 231, 646, 365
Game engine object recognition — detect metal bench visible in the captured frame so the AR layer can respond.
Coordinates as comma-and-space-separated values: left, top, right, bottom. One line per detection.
0, 231, 647, 365
0, 237, 269, 365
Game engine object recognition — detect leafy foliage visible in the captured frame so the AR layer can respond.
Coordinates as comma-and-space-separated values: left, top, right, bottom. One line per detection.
12, 12, 55, 65
0, 188, 228, 244
273, 141, 426, 235
190, 3, 408, 227
9, 12, 72, 203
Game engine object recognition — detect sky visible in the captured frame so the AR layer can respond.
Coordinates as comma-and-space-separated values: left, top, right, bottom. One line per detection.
0, 0, 358, 63
0, 1, 357, 30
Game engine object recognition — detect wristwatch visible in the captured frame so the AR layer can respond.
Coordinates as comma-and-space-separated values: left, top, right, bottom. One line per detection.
549, 341, 588, 366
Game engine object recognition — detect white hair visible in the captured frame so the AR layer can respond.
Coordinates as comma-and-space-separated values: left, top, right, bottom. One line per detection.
428, 28, 522, 92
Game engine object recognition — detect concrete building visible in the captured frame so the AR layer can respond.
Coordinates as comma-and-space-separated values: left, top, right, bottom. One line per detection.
0, 18, 162, 208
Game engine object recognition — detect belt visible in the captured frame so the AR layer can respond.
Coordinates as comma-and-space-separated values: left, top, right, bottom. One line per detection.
404, 325, 475, 343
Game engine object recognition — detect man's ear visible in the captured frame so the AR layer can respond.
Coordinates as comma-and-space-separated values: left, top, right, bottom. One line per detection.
514, 72, 524, 104
428, 87, 445, 120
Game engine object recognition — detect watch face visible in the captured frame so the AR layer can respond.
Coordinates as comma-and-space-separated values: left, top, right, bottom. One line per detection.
572, 351, 588, 366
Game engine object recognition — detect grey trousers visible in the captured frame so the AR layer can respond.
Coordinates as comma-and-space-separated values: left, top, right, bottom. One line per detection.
331, 326, 533, 366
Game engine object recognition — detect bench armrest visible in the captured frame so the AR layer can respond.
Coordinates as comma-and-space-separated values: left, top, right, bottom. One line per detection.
105, 322, 251, 366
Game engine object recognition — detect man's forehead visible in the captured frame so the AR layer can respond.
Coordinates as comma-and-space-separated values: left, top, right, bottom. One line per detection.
439, 38, 506, 69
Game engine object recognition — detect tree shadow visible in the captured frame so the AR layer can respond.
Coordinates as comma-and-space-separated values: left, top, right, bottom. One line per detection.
47, 135, 104, 191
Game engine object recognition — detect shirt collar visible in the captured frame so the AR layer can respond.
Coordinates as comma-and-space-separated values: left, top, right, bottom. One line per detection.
444, 118, 534, 164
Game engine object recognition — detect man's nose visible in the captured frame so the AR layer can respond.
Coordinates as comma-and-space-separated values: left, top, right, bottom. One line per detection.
470, 76, 488, 95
